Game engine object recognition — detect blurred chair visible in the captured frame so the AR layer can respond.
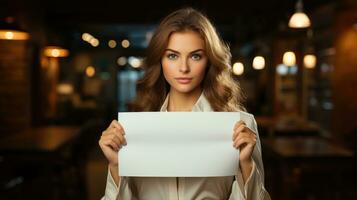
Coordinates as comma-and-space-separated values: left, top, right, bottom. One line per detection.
262, 136, 354, 200
256, 115, 321, 138
55, 118, 106, 199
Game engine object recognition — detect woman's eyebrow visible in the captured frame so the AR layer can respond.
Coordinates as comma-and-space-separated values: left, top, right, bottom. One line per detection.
165, 48, 205, 54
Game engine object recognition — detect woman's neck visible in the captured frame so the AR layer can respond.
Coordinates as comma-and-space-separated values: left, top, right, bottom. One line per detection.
167, 88, 202, 112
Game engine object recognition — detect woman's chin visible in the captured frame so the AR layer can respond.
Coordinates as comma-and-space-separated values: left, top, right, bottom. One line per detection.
172, 85, 200, 94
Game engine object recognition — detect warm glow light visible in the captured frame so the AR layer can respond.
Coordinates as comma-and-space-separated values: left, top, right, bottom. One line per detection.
117, 56, 127, 66
252, 56, 265, 70
128, 56, 142, 68
288, 0, 311, 28
82, 33, 101, 48
5, 32, 13, 39
52, 49, 60, 57
121, 39, 130, 48
108, 40, 117, 48
57, 83, 74, 95
0, 30, 29, 40
289, 12, 311, 28
283, 51, 296, 66
86, 66, 96, 77
233, 62, 244, 75
82, 33, 92, 41
44, 46, 69, 58
90, 38, 99, 47
304, 54, 316, 69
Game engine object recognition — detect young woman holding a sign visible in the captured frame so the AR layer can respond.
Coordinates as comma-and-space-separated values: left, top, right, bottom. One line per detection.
99, 7, 270, 200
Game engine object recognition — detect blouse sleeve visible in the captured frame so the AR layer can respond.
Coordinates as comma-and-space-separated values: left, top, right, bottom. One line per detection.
229, 114, 271, 200
101, 168, 135, 200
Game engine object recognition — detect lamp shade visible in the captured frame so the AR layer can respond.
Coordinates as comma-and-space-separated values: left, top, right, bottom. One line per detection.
303, 54, 316, 69
288, 12, 311, 28
44, 46, 69, 58
288, 0, 311, 28
233, 62, 244, 75
0, 17, 29, 40
283, 51, 296, 66
252, 56, 265, 70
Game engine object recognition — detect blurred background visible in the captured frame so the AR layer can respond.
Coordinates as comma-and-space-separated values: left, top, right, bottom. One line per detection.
0, 0, 356, 199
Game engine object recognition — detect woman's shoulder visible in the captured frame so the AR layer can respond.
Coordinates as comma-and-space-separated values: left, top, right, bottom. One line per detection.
237, 110, 256, 125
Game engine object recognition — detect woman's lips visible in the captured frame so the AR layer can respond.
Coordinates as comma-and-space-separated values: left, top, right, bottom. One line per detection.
175, 78, 192, 84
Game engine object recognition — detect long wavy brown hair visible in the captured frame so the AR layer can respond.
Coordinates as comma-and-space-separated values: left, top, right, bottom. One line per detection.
128, 7, 245, 112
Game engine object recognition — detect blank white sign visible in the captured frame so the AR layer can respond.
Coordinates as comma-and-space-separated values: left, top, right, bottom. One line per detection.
118, 112, 240, 177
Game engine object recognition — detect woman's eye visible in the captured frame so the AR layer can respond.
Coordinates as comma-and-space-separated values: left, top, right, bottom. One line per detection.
191, 54, 201, 61
167, 53, 178, 60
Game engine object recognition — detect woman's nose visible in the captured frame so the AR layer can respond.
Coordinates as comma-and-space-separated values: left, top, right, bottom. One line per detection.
179, 58, 190, 73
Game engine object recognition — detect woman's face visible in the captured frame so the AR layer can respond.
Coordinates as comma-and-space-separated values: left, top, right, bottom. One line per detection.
161, 30, 208, 95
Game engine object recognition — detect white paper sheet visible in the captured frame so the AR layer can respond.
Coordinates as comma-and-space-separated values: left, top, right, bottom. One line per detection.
118, 112, 240, 177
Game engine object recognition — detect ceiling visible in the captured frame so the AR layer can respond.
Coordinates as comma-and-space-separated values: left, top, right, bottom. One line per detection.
1, 0, 337, 47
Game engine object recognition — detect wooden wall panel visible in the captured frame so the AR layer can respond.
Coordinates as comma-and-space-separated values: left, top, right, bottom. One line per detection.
0, 40, 31, 135
332, 8, 357, 150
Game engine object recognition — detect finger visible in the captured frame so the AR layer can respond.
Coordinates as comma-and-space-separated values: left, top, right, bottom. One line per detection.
101, 132, 121, 147
106, 126, 125, 140
111, 133, 122, 146
110, 130, 127, 146
116, 132, 127, 146
109, 120, 125, 134
109, 120, 118, 128
110, 128, 127, 145
101, 138, 120, 151
234, 131, 255, 145
102, 129, 116, 137
108, 120, 116, 130
232, 124, 247, 141
233, 120, 246, 132
244, 129, 257, 140
233, 137, 255, 149
235, 131, 257, 143
120, 135, 127, 146
109, 140, 120, 151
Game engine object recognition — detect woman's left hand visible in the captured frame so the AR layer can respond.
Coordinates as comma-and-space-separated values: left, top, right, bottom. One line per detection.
232, 120, 257, 164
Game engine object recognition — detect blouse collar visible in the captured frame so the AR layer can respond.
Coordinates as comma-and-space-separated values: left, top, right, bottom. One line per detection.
159, 92, 213, 112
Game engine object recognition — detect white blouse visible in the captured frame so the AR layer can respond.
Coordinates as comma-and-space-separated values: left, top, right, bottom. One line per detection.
102, 92, 270, 200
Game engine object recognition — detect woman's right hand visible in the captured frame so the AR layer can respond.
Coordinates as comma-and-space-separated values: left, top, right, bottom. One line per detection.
99, 120, 127, 167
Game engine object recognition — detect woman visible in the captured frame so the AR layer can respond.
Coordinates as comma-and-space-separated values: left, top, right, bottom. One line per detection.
99, 7, 270, 200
